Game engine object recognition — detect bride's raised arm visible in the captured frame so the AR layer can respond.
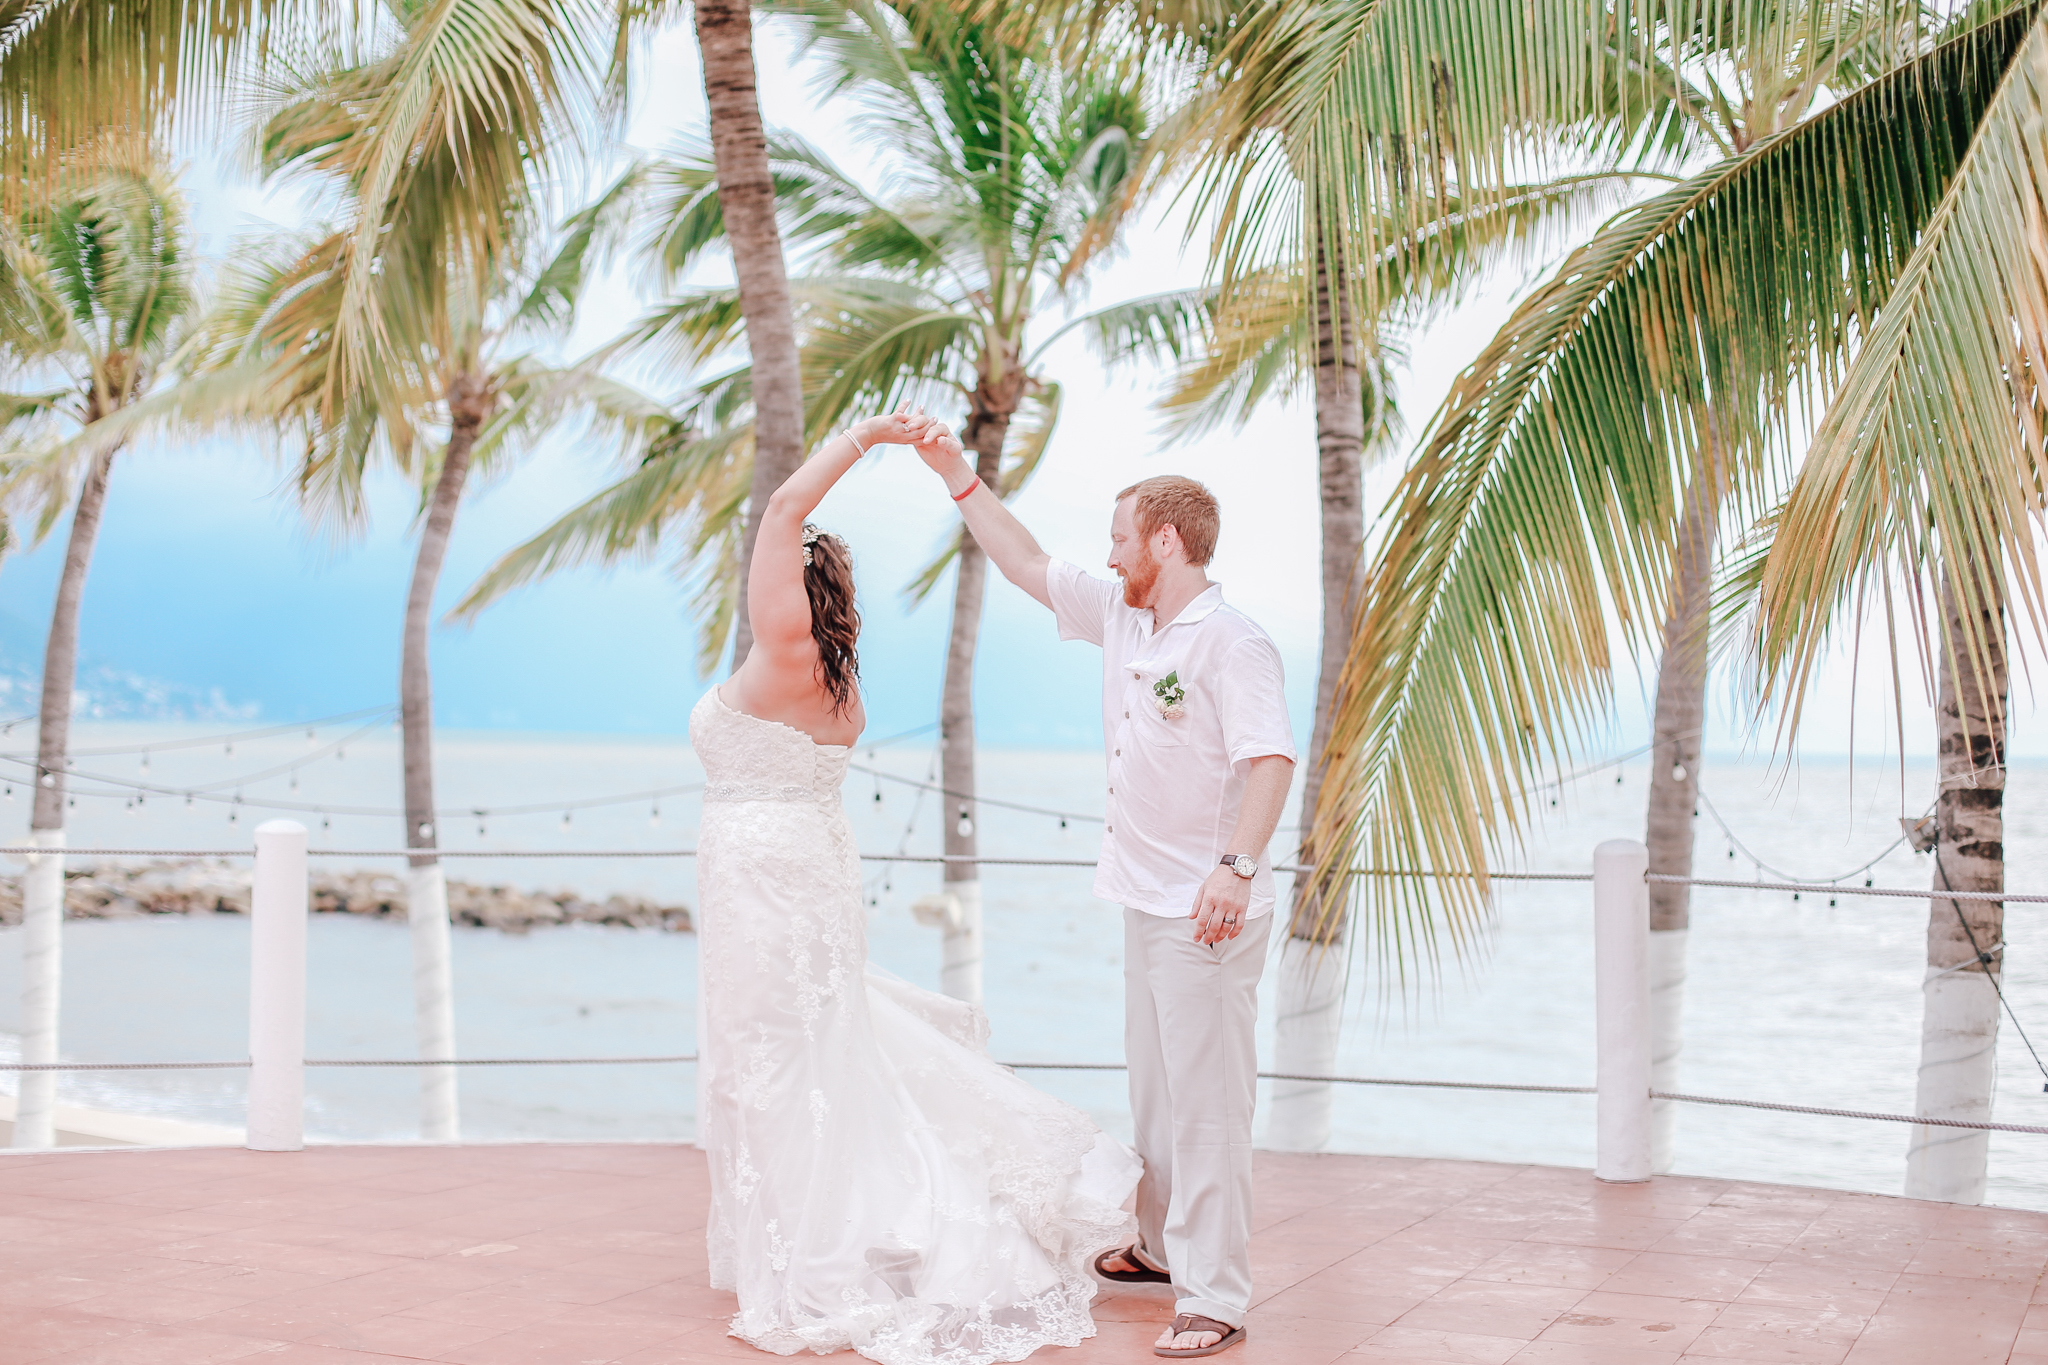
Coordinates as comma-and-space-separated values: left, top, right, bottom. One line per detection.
742, 405, 939, 666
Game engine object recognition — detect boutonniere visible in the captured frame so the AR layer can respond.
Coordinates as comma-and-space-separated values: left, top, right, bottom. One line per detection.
1152, 671, 1186, 719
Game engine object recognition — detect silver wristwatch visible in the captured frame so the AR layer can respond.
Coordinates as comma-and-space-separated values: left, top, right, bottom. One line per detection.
1220, 853, 1257, 879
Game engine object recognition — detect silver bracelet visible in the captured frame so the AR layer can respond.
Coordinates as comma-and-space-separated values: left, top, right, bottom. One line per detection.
843, 427, 869, 457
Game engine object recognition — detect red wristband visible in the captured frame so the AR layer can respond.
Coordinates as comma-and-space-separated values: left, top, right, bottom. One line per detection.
951, 480, 979, 503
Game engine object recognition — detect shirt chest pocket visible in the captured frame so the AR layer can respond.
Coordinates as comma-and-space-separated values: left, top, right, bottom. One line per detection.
1125, 681, 1193, 748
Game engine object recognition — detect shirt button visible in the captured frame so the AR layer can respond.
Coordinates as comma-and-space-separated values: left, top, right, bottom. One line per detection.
1107, 825, 1113, 833
1115, 749, 1120, 756
1123, 710, 1129, 718
1132, 672, 1140, 678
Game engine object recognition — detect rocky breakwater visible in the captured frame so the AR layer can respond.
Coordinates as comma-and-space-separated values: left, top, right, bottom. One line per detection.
0, 860, 692, 933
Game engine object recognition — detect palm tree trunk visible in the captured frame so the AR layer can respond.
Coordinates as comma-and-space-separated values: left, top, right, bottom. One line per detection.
1644, 449, 1721, 1175
1270, 233, 1364, 1153
1906, 568, 2007, 1204
400, 376, 487, 1142
695, 0, 805, 669
936, 404, 1011, 1006
13, 442, 118, 1150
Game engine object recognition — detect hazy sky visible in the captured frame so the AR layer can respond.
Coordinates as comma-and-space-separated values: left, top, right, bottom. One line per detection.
0, 18, 2010, 762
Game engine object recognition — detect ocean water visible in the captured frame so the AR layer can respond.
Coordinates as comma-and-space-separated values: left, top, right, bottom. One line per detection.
4, 722, 2048, 1211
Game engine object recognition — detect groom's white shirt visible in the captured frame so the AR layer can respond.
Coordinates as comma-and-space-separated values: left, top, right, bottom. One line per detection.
1046, 560, 1296, 919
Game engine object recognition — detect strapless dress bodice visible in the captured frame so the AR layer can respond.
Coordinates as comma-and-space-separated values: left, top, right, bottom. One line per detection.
691, 688, 850, 804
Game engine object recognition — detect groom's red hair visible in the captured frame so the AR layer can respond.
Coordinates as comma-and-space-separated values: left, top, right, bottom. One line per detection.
1117, 475, 1219, 566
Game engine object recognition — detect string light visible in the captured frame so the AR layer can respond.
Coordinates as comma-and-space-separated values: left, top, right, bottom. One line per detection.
956, 805, 973, 838
417, 822, 434, 839
560, 811, 572, 831
139, 751, 149, 773
306, 728, 318, 749
649, 803, 661, 828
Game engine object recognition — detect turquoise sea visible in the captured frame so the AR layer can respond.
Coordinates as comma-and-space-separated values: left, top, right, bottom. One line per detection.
4, 722, 2048, 1211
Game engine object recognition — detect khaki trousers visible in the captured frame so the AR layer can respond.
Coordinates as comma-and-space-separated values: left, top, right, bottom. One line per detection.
1124, 906, 1270, 1327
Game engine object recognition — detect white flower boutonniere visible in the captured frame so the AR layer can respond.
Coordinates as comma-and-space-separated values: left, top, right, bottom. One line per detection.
1153, 671, 1186, 720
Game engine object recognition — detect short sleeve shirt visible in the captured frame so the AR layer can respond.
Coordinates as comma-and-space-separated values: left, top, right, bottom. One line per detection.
1045, 559, 1297, 918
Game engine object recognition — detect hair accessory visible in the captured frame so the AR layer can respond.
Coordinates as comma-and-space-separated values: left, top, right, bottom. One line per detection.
801, 523, 823, 567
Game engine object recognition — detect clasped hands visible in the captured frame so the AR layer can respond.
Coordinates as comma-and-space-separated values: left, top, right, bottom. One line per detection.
852, 402, 965, 470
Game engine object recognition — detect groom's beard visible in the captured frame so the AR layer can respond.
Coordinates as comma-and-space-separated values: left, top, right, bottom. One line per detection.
1120, 544, 1160, 609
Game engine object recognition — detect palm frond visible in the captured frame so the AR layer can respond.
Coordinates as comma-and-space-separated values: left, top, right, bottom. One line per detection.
1758, 5, 2048, 729
1307, 6, 2038, 979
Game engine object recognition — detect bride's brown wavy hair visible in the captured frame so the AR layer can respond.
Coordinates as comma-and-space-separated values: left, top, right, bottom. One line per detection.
804, 528, 861, 715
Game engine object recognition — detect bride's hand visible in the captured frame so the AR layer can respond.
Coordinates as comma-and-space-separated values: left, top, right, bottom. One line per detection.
855, 402, 940, 450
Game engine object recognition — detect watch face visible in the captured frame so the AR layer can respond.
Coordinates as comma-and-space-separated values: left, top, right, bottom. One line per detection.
1231, 856, 1255, 878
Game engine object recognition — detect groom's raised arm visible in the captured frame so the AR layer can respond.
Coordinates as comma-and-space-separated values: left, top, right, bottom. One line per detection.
915, 438, 1054, 610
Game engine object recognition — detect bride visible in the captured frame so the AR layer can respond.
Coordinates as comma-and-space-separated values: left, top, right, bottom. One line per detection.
690, 406, 1141, 1363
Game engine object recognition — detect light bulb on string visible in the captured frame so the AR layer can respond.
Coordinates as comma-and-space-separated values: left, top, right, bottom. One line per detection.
1672, 764, 1687, 782
956, 805, 973, 838
38, 772, 52, 787
476, 810, 487, 837
417, 822, 433, 839
224, 742, 233, 756
4, 785, 13, 801
306, 728, 317, 749
140, 751, 149, 773
184, 793, 193, 808
320, 812, 331, 831
560, 811, 572, 831
649, 804, 661, 828
288, 771, 298, 791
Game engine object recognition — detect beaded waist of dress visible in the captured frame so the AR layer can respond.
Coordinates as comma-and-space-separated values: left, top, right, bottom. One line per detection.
703, 781, 839, 805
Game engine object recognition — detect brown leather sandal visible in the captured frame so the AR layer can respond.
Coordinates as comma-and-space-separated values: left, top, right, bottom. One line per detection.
1153, 1313, 1245, 1357
1093, 1244, 1171, 1284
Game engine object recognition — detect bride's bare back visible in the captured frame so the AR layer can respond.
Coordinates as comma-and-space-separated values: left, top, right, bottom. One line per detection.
721, 658, 864, 749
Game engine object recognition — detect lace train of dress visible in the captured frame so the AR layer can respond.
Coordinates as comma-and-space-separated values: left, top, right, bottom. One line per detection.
690, 689, 1139, 1363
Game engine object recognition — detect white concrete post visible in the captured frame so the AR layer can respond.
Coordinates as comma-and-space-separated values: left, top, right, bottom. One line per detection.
911, 887, 984, 1007
406, 862, 459, 1140
12, 828, 65, 1148
1268, 935, 1345, 1151
1648, 927, 1689, 1174
248, 820, 308, 1152
1594, 838, 1652, 1183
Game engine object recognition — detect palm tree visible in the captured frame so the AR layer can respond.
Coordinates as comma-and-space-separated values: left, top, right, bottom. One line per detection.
458, 0, 1170, 1000
0, 152, 199, 1148
1299, 3, 2040, 1199
689, 0, 808, 667
1752, 2, 2048, 1200
1054, 0, 1686, 1148
203, 0, 620, 1138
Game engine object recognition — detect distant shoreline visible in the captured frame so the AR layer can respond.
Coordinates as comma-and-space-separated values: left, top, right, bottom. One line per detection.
0, 859, 692, 934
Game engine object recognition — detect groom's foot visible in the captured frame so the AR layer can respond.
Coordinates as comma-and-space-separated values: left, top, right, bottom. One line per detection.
1093, 1245, 1171, 1283
1153, 1314, 1244, 1356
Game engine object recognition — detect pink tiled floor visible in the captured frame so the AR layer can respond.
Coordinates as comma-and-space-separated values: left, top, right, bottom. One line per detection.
2, 1146, 2044, 1364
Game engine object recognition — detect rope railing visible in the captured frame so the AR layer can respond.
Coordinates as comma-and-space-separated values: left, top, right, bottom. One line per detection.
9, 1054, 2047, 1137
5, 846, 2043, 902
10, 838, 2046, 1162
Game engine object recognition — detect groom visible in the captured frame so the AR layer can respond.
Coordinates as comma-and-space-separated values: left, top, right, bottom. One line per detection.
917, 440, 1295, 1359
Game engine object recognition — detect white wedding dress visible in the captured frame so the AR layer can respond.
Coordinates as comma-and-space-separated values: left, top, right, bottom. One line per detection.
690, 689, 1140, 1362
